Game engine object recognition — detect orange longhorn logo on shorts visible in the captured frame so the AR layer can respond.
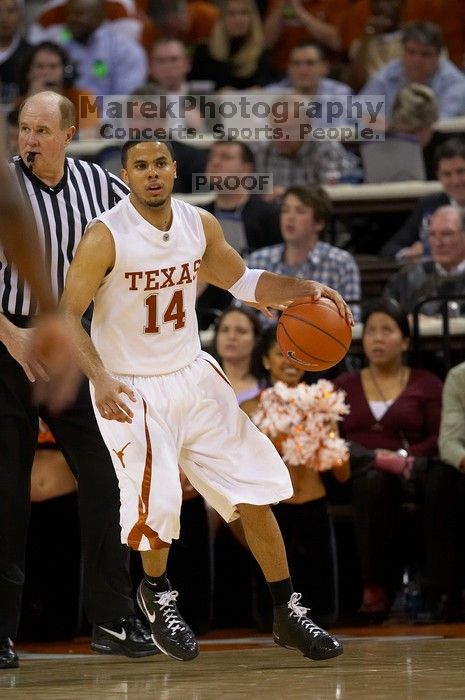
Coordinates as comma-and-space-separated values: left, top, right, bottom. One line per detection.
113, 441, 131, 468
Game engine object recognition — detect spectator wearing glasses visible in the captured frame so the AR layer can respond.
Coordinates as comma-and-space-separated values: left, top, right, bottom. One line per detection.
381, 139, 465, 261
384, 206, 465, 316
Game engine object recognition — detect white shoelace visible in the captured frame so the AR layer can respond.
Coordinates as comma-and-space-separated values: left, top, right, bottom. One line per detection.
155, 590, 186, 634
287, 593, 323, 637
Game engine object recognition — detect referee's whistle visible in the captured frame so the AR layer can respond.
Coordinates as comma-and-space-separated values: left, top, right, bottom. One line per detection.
26, 152, 37, 169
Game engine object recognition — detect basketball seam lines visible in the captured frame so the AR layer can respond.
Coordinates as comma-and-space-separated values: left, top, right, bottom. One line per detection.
280, 312, 349, 351
277, 321, 336, 363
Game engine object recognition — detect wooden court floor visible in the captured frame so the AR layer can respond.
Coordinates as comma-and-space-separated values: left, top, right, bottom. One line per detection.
2, 624, 465, 699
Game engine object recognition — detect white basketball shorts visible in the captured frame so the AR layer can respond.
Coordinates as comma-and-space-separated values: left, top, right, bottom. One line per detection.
90, 351, 293, 551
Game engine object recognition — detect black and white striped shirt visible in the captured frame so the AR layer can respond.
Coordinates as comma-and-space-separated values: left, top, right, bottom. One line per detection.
1, 156, 129, 316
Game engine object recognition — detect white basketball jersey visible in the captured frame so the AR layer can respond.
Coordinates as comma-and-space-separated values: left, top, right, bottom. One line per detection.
90, 195, 206, 375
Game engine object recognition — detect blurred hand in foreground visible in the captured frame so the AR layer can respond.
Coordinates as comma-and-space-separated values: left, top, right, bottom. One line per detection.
30, 312, 82, 413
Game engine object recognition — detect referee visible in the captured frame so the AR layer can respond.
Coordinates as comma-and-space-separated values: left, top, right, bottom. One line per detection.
0, 91, 156, 668
0, 116, 79, 412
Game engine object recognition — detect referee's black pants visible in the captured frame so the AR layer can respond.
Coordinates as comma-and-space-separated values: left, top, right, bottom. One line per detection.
0, 341, 134, 639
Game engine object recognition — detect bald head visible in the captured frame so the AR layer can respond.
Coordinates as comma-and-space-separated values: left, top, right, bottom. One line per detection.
270, 100, 308, 156
430, 205, 465, 233
18, 91, 76, 184
20, 91, 75, 130
428, 205, 465, 270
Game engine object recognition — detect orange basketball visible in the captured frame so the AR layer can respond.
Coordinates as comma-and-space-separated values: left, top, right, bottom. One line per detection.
277, 297, 352, 371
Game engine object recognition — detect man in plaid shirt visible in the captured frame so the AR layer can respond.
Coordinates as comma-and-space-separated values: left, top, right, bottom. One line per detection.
246, 185, 361, 320
253, 99, 360, 201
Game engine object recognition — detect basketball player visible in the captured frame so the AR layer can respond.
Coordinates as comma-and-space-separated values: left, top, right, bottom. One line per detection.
60, 140, 353, 662
0, 119, 79, 411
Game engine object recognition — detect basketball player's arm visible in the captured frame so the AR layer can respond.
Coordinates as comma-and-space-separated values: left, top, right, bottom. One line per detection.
198, 210, 353, 324
60, 222, 136, 423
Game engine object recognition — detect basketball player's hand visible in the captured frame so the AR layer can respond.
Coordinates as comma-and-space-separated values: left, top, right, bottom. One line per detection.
244, 300, 291, 319
30, 313, 82, 412
3, 324, 50, 384
306, 283, 354, 326
94, 374, 136, 423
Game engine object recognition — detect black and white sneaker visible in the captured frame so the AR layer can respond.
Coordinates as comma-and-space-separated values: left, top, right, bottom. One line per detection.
137, 580, 199, 661
273, 592, 343, 661
91, 615, 160, 657
0, 638, 19, 669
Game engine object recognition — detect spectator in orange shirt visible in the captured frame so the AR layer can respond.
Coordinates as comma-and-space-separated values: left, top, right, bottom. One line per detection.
343, 0, 465, 68
346, 0, 404, 91
263, 0, 350, 76
143, 0, 219, 54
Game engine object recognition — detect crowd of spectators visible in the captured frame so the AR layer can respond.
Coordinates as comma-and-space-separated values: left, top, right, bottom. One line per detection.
2, 1, 465, 257
2, 0, 465, 636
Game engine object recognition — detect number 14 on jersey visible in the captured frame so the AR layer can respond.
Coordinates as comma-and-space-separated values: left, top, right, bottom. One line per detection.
144, 290, 186, 334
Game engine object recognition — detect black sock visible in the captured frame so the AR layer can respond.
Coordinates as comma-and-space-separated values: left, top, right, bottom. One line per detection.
144, 572, 170, 592
267, 577, 294, 607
